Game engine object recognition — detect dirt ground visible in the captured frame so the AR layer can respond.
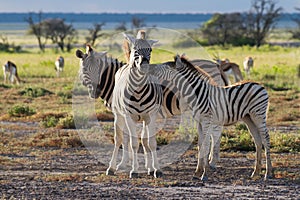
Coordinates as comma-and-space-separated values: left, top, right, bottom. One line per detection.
0, 122, 299, 199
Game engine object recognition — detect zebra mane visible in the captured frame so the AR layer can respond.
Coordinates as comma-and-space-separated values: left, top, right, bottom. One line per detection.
176, 56, 217, 85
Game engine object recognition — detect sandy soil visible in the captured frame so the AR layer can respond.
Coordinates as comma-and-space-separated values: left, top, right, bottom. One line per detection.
0, 122, 299, 199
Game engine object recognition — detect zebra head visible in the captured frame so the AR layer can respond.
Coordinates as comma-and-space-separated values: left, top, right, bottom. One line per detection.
123, 30, 158, 70
76, 45, 107, 99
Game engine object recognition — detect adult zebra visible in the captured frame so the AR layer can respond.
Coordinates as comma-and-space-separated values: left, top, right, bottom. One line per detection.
76, 45, 227, 175
244, 56, 254, 77
111, 30, 163, 178
3, 61, 21, 84
55, 56, 64, 77
143, 55, 273, 181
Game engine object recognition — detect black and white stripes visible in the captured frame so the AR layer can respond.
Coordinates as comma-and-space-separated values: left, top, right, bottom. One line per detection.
147, 55, 272, 181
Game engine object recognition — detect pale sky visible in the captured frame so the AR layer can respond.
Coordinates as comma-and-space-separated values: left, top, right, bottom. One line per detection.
0, 0, 299, 13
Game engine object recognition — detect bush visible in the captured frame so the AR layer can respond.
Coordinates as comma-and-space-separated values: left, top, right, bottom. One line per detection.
8, 105, 36, 117
19, 87, 53, 98
40, 114, 76, 129
40, 116, 60, 128
57, 115, 76, 129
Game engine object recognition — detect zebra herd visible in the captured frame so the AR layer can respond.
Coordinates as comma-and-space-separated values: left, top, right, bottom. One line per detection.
76, 30, 273, 181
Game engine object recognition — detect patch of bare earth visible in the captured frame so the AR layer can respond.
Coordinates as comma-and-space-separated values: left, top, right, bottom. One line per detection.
0, 122, 299, 199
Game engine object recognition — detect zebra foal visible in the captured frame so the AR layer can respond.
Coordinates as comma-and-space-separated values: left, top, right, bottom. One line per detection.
144, 55, 273, 181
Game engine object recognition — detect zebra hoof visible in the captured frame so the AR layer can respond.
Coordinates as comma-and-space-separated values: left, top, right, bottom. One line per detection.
154, 170, 163, 178
148, 171, 154, 176
264, 174, 273, 181
209, 165, 217, 171
130, 172, 139, 178
201, 175, 208, 182
106, 168, 115, 176
192, 176, 200, 181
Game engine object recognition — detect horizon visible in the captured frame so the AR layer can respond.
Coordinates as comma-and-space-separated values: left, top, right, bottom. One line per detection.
0, 0, 298, 14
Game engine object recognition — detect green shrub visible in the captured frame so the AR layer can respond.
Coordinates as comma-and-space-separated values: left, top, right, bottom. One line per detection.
271, 132, 300, 153
57, 91, 72, 104
40, 116, 60, 128
40, 114, 76, 129
8, 105, 36, 117
57, 115, 76, 129
19, 87, 53, 98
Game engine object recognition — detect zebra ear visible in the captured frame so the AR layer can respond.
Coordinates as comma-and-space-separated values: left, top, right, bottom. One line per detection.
123, 33, 136, 45
147, 39, 158, 47
76, 49, 85, 59
175, 54, 183, 68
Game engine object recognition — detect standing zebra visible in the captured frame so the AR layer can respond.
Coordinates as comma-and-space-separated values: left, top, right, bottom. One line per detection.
144, 55, 273, 181
111, 30, 163, 178
243, 56, 254, 77
55, 56, 64, 77
3, 61, 21, 84
76, 45, 227, 175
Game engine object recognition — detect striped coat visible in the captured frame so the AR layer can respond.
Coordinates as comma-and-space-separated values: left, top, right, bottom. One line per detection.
146, 55, 272, 181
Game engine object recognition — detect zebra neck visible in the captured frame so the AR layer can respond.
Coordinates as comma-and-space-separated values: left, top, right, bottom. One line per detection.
100, 58, 124, 106
174, 69, 211, 114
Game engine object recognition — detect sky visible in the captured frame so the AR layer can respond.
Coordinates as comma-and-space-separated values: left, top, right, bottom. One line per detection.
0, 0, 299, 13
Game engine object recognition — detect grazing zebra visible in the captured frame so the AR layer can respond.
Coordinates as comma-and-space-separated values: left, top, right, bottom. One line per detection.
55, 56, 64, 77
243, 56, 254, 77
76, 45, 228, 174
2, 61, 21, 84
144, 55, 273, 181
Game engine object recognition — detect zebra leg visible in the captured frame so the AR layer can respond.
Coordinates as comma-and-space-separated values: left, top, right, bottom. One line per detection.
125, 117, 139, 178
252, 116, 273, 180
147, 116, 162, 178
141, 121, 153, 175
209, 125, 222, 170
116, 128, 130, 171
194, 121, 211, 181
106, 114, 125, 175
243, 116, 263, 178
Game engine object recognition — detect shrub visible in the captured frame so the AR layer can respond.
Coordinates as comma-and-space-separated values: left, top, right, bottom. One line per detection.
40, 116, 60, 128
40, 114, 76, 129
57, 115, 76, 129
19, 87, 53, 98
8, 105, 36, 117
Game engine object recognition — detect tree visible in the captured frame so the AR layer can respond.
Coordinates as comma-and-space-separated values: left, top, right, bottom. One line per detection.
201, 13, 251, 46
248, 0, 282, 48
85, 23, 106, 46
115, 22, 127, 32
290, 7, 300, 40
25, 12, 47, 52
42, 18, 77, 52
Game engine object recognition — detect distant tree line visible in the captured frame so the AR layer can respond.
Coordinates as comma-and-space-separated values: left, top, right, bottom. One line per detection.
0, 0, 297, 53
200, 0, 283, 47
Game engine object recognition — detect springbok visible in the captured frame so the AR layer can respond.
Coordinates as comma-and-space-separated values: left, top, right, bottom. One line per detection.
243, 56, 254, 77
2, 61, 21, 84
55, 56, 64, 77
214, 58, 243, 84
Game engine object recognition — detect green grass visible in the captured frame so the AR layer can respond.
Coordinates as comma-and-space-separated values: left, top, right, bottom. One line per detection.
0, 29, 299, 154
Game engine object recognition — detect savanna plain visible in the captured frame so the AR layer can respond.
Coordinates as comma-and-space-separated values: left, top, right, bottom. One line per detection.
0, 29, 299, 199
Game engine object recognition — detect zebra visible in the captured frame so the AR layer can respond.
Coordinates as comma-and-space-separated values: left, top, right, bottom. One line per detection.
2, 61, 21, 84
243, 56, 254, 77
55, 56, 64, 77
144, 55, 273, 181
75, 45, 228, 175
112, 30, 163, 178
